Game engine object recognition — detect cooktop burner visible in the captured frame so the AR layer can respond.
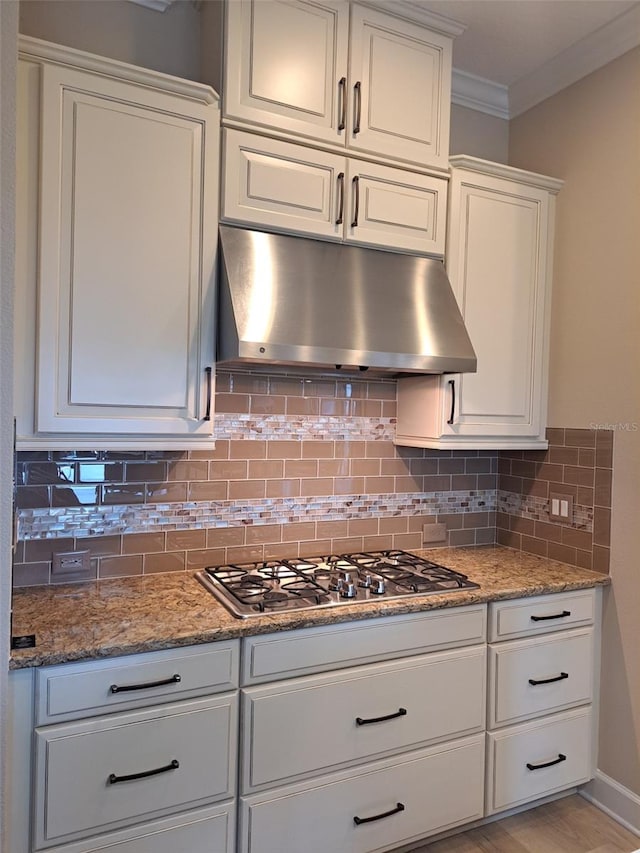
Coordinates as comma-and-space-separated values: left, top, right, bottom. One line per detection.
195, 549, 480, 619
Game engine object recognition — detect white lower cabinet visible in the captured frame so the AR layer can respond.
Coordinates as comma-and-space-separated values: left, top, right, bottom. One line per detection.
240, 735, 485, 853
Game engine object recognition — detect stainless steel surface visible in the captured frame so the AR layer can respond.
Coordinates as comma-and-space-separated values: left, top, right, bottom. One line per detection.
195, 549, 480, 619
217, 226, 477, 375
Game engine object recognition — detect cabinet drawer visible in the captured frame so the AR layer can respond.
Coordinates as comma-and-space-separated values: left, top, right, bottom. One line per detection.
242, 604, 486, 684
41, 803, 235, 853
489, 629, 594, 728
243, 646, 485, 791
33, 694, 237, 849
240, 735, 485, 853
489, 590, 595, 642
35, 641, 239, 724
486, 707, 592, 814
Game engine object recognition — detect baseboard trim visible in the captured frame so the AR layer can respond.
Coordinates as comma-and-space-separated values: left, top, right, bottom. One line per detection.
580, 770, 640, 839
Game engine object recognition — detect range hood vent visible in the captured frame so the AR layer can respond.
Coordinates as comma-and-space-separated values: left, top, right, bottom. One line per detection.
217, 226, 476, 376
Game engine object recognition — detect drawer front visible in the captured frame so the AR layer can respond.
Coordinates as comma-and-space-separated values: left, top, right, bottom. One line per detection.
486, 707, 592, 814
489, 629, 594, 728
41, 803, 235, 853
243, 646, 486, 791
489, 590, 595, 642
240, 735, 485, 853
33, 694, 238, 849
36, 641, 239, 724
242, 604, 486, 684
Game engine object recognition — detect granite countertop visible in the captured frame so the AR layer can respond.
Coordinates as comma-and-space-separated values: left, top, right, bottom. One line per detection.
10, 545, 610, 669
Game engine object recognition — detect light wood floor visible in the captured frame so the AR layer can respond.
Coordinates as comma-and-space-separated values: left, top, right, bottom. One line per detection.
410, 796, 639, 852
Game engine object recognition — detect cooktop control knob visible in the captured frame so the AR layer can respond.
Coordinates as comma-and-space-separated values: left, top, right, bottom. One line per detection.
340, 571, 353, 585
341, 582, 357, 598
361, 573, 373, 588
372, 578, 386, 595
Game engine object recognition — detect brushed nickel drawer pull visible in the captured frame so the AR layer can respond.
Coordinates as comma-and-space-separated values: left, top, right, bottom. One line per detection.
529, 672, 569, 686
108, 759, 179, 785
526, 753, 566, 771
356, 708, 407, 726
110, 673, 181, 694
354, 802, 405, 825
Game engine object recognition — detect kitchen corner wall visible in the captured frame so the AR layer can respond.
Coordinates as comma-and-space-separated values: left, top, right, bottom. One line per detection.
13, 370, 499, 586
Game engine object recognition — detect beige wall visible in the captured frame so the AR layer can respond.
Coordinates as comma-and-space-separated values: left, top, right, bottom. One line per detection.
450, 103, 509, 163
510, 48, 640, 796
19, 0, 202, 80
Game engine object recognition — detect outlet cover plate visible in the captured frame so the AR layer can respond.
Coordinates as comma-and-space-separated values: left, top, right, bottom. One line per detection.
423, 522, 447, 545
52, 550, 92, 582
549, 492, 574, 523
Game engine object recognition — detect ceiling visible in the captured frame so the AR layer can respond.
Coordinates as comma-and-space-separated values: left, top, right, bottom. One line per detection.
411, 0, 640, 116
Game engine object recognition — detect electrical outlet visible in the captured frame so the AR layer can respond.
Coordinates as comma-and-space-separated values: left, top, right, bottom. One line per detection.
549, 492, 574, 523
52, 550, 92, 582
423, 522, 447, 546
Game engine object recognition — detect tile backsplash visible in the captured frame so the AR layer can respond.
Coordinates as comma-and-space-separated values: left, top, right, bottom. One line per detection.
12, 370, 613, 586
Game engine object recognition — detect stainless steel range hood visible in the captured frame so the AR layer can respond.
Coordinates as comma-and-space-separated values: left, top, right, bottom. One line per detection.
217, 226, 476, 376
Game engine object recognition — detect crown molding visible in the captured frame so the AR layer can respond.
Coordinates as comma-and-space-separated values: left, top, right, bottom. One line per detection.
451, 68, 509, 120
359, 1, 465, 37
449, 155, 563, 193
509, 3, 640, 118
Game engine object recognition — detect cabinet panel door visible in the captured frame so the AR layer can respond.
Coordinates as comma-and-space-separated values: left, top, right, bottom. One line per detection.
443, 171, 552, 439
222, 128, 344, 238
346, 160, 446, 254
224, 0, 349, 144
348, 5, 451, 169
36, 64, 217, 436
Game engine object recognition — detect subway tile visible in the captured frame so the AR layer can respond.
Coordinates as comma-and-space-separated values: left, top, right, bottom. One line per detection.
436, 513, 464, 530
143, 552, 186, 574
125, 462, 168, 482
300, 478, 335, 497
546, 428, 565, 445
318, 459, 350, 477
146, 483, 188, 503
509, 516, 535, 536
335, 379, 368, 399
24, 537, 75, 563
594, 468, 613, 507
167, 460, 209, 482
332, 537, 364, 553
409, 458, 439, 475
365, 441, 396, 459
209, 460, 248, 480
354, 459, 383, 477
532, 463, 564, 482
15, 486, 50, 509
103, 451, 145, 461
77, 463, 124, 483
320, 398, 352, 417
497, 458, 512, 475
394, 476, 421, 493
497, 528, 521, 549
246, 524, 283, 545
188, 481, 229, 501
365, 476, 396, 493
286, 396, 320, 416
266, 479, 301, 498
122, 532, 166, 555
267, 440, 301, 460
593, 507, 611, 547
266, 542, 302, 560
192, 440, 229, 460
380, 458, 410, 476
475, 527, 496, 545
564, 428, 596, 448
379, 517, 409, 534
102, 484, 145, 505
228, 480, 266, 500
366, 381, 397, 401
214, 370, 231, 392
407, 515, 432, 532
522, 449, 548, 463
145, 450, 185, 461
462, 512, 490, 529
438, 458, 466, 475
496, 512, 511, 530
363, 534, 394, 551
451, 474, 478, 491
99, 555, 143, 579
230, 440, 267, 460
166, 529, 207, 551
561, 528, 592, 551
348, 518, 379, 537
207, 528, 245, 548
19, 451, 51, 461
448, 529, 475, 547
465, 457, 492, 474
250, 395, 286, 415
534, 521, 563, 543
282, 522, 316, 542
548, 446, 580, 466
317, 520, 349, 539
302, 379, 336, 397
248, 460, 284, 479
269, 377, 304, 396
498, 475, 523, 494
230, 373, 269, 395
577, 486, 594, 507
215, 393, 249, 414
393, 532, 423, 549
298, 540, 332, 558
301, 441, 335, 459
521, 478, 549, 498
478, 474, 498, 490
547, 542, 577, 566
424, 475, 452, 492
547, 481, 578, 499
226, 545, 266, 563
285, 459, 319, 478
578, 448, 595, 468
352, 399, 382, 418
12, 562, 51, 587
186, 549, 226, 570
563, 466, 594, 487
511, 460, 537, 479
575, 549, 593, 570
592, 545, 610, 574
595, 434, 614, 468
520, 536, 548, 558
334, 440, 366, 458
52, 485, 99, 507
24, 462, 75, 485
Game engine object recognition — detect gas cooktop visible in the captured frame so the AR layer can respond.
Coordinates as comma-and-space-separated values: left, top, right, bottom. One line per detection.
195, 549, 480, 619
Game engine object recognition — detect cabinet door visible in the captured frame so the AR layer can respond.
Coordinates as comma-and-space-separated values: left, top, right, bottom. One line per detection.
34, 63, 217, 438
442, 169, 554, 442
346, 160, 446, 254
224, 0, 349, 145
348, 5, 452, 169
222, 128, 345, 238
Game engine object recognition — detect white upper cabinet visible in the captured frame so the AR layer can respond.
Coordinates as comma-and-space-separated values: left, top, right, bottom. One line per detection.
15, 39, 220, 449
395, 158, 563, 450
223, 0, 454, 171
222, 128, 446, 253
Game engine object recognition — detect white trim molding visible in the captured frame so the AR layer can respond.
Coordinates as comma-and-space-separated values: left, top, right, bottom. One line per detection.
580, 770, 640, 839
451, 68, 509, 120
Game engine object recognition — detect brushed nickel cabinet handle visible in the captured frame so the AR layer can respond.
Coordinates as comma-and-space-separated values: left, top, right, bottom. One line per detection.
447, 379, 456, 424
336, 172, 345, 225
353, 81, 362, 134
203, 366, 212, 421
351, 175, 360, 227
338, 76, 347, 131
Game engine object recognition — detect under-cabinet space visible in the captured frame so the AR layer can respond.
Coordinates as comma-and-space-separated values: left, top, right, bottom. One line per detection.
33, 694, 238, 849
242, 645, 486, 791
222, 128, 447, 253
240, 735, 485, 853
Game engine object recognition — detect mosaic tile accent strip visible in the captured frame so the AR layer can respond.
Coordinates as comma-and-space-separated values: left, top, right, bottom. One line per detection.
497, 492, 593, 531
19, 490, 497, 540
213, 413, 396, 441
